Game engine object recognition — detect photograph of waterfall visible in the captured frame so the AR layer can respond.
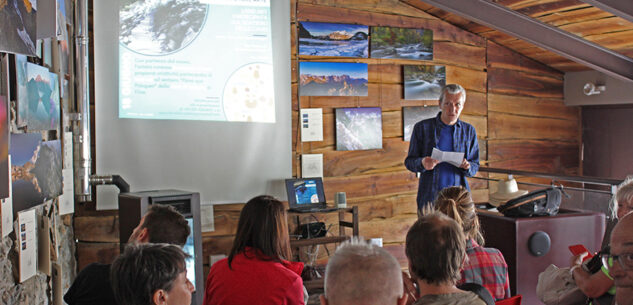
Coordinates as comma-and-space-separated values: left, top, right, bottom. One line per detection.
403, 65, 445, 100
370, 26, 433, 60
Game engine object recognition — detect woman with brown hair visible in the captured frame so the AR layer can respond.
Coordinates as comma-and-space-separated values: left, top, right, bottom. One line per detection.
203, 195, 305, 305
434, 186, 511, 301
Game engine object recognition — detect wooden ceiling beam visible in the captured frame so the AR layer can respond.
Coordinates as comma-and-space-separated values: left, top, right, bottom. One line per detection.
404, 0, 633, 82
580, 0, 633, 24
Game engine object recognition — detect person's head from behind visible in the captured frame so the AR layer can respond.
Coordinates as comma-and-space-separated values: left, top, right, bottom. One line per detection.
128, 204, 190, 246
111, 243, 193, 305
607, 213, 633, 305
616, 178, 633, 219
405, 211, 466, 286
438, 84, 466, 125
434, 186, 484, 245
229, 195, 291, 266
321, 238, 407, 305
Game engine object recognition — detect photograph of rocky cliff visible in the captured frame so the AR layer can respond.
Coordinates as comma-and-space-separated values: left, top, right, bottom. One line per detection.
336, 107, 383, 151
0, 0, 37, 55
10, 133, 62, 214
370, 26, 433, 60
120, 0, 207, 55
299, 62, 368, 96
298, 21, 368, 58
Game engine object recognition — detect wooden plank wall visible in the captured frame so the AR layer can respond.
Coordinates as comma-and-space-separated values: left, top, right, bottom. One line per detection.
486, 41, 580, 191
75, 0, 581, 276
203, 0, 491, 270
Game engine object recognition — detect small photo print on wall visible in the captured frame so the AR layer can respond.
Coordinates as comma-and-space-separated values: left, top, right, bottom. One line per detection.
18, 61, 61, 131
0, 0, 37, 55
298, 21, 368, 58
370, 26, 433, 60
300, 62, 368, 96
10, 134, 63, 214
336, 107, 382, 151
403, 65, 445, 100
403, 106, 440, 141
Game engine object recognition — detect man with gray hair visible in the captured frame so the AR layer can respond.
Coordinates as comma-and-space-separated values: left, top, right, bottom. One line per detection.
405, 84, 480, 211
320, 238, 407, 305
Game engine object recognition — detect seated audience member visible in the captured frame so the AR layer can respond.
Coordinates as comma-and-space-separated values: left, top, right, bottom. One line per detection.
111, 243, 194, 305
404, 211, 487, 305
434, 186, 510, 300
320, 238, 407, 305
64, 205, 190, 305
570, 178, 633, 302
203, 195, 304, 305
606, 212, 633, 305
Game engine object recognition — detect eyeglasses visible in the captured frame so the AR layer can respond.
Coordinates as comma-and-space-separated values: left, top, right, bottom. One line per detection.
601, 253, 633, 271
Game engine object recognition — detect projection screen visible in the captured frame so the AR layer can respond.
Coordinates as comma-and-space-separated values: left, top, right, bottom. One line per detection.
94, 0, 291, 209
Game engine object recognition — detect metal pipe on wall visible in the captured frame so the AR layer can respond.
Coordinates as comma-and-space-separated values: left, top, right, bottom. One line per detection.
73, 0, 92, 202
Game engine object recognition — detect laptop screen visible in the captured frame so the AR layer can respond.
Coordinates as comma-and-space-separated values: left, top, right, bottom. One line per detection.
285, 178, 326, 209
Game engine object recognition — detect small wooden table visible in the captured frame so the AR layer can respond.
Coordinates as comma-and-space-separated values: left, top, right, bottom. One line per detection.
288, 206, 359, 291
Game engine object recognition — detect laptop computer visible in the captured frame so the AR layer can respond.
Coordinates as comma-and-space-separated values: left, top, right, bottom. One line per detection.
285, 178, 337, 213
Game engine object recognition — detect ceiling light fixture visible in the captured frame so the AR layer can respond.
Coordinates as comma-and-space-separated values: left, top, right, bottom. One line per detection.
583, 83, 606, 96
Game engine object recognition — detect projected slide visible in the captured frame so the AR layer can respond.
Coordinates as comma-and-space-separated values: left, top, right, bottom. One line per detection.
119, 0, 275, 122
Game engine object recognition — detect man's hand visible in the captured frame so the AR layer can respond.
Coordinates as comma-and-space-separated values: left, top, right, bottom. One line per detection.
459, 158, 470, 170
422, 157, 439, 171
570, 252, 589, 267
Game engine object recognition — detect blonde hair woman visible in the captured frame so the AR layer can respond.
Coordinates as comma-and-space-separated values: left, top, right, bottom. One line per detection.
434, 186, 511, 301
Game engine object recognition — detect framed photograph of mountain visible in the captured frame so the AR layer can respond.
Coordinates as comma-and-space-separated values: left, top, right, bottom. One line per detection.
370, 26, 433, 60
299, 62, 368, 96
10, 134, 62, 214
403, 65, 445, 100
20, 62, 61, 131
336, 107, 382, 151
298, 21, 368, 58
402, 106, 440, 142
0, 0, 37, 55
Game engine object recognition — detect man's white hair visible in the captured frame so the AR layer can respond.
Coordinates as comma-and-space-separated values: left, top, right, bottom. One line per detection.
323, 237, 403, 305
614, 176, 633, 218
439, 84, 466, 104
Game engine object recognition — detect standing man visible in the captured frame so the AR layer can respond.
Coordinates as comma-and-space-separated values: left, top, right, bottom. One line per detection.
405, 84, 479, 211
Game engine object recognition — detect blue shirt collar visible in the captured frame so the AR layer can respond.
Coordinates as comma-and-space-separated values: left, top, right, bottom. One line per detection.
435, 112, 461, 128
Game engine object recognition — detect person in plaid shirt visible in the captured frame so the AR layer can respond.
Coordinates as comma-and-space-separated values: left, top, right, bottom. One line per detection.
434, 186, 511, 301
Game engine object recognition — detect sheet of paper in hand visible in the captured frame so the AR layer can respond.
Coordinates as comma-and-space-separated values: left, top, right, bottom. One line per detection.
431, 148, 464, 168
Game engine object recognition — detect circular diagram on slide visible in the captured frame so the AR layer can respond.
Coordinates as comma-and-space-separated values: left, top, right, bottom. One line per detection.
223, 63, 275, 123
119, 0, 208, 56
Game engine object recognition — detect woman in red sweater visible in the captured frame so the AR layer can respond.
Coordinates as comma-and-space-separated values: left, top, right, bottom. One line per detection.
203, 195, 305, 305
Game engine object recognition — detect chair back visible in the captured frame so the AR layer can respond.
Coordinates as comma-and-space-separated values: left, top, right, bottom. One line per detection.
495, 295, 522, 305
